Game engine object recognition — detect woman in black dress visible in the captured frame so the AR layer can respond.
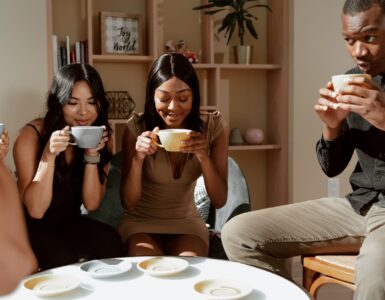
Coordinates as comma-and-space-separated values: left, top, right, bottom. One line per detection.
13, 63, 124, 270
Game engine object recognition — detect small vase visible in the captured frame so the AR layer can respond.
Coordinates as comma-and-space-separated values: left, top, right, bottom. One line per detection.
229, 128, 244, 145
243, 128, 264, 145
234, 45, 253, 64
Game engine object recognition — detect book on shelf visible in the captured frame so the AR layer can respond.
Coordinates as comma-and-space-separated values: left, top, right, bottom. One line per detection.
52, 35, 58, 74
51, 36, 89, 73
75, 42, 81, 63
60, 46, 67, 67
66, 36, 70, 64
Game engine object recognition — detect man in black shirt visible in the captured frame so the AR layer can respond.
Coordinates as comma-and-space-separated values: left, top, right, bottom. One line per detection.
222, 1, 385, 299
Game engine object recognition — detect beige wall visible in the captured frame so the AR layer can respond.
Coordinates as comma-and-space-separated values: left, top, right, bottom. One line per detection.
290, 0, 357, 203
0, 0, 48, 168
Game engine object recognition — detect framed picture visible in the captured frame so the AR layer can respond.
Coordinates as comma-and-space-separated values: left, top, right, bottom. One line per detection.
100, 12, 142, 55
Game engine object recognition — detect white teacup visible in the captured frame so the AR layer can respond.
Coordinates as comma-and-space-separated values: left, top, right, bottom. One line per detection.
0, 124, 4, 136
155, 129, 192, 152
70, 126, 103, 149
332, 73, 371, 93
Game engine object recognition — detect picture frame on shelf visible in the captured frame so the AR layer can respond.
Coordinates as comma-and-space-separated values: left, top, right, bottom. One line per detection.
100, 11, 142, 55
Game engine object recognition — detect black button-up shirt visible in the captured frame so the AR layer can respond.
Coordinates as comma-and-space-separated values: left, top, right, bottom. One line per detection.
316, 68, 385, 215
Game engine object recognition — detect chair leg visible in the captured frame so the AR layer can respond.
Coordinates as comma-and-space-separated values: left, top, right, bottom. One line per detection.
309, 275, 355, 298
303, 266, 320, 291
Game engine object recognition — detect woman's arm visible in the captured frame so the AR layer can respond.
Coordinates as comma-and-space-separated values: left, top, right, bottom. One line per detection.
120, 127, 144, 211
0, 133, 37, 295
182, 126, 229, 209
82, 129, 112, 211
120, 126, 158, 211
13, 123, 59, 219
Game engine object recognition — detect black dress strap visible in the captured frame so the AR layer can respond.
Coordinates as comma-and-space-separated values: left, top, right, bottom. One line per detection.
26, 123, 42, 141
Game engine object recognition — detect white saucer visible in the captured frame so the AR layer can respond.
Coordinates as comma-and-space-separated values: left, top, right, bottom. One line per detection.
80, 259, 132, 278
137, 257, 189, 277
193, 278, 252, 300
24, 274, 80, 297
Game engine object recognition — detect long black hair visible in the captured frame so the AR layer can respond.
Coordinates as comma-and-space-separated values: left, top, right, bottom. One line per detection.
42, 63, 112, 183
143, 53, 203, 132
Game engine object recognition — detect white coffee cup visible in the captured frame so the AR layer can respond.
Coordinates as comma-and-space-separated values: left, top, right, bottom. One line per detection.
154, 129, 192, 152
70, 126, 103, 149
0, 124, 4, 136
332, 73, 372, 93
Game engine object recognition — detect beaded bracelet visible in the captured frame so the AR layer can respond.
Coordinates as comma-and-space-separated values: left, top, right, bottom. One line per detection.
84, 153, 100, 164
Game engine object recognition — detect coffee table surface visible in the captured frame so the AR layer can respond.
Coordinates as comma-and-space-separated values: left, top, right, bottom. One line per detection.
1, 256, 311, 300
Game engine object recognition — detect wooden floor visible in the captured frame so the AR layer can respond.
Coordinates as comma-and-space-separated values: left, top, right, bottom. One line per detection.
291, 256, 354, 300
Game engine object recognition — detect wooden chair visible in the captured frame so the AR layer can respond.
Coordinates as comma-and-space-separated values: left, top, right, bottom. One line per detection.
302, 255, 356, 298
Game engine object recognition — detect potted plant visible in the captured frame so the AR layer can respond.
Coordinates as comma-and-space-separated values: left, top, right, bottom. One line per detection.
193, 0, 271, 64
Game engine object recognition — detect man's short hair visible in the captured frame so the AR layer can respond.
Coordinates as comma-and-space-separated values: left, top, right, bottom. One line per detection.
343, 0, 385, 15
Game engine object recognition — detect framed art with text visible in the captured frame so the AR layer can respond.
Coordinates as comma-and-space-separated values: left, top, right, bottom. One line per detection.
100, 12, 142, 55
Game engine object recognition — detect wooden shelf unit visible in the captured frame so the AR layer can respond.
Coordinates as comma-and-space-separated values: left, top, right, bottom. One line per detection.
45, 0, 289, 209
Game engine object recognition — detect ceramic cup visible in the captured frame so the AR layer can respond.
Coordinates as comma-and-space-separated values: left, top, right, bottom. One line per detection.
154, 129, 191, 152
331, 73, 371, 93
0, 124, 4, 136
70, 126, 103, 149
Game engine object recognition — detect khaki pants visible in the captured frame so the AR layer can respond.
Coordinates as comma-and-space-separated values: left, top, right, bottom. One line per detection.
221, 197, 385, 300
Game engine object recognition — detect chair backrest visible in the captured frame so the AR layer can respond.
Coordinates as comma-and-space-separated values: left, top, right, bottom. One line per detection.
202, 157, 250, 231
214, 156, 251, 231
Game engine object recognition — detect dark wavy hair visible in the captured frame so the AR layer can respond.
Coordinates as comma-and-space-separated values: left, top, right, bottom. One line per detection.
343, 0, 385, 14
143, 53, 203, 132
42, 63, 112, 183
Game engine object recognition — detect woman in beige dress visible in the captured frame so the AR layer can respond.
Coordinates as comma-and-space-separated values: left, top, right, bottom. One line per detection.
119, 53, 228, 256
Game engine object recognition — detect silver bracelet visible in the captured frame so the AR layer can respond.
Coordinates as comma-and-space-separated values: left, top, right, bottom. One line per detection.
84, 153, 100, 164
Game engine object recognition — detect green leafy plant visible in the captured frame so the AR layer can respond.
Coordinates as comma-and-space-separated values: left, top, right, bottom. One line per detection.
193, 0, 272, 45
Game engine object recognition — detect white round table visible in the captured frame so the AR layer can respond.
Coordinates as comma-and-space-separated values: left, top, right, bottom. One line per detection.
1, 256, 312, 299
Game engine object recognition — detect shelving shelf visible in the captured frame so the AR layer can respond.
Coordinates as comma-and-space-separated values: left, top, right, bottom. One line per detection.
229, 144, 281, 151
92, 55, 154, 63
194, 63, 281, 70
46, 0, 289, 209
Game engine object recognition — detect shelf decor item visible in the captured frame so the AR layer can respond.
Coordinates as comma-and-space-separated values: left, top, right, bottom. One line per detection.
193, 0, 271, 64
100, 12, 142, 55
165, 40, 199, 63
105, 91, 135, 119
243, 127, 264, 144
229, 127, 244, 145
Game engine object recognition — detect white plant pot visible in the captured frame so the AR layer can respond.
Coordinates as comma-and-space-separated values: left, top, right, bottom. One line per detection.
234, 45, 253, 64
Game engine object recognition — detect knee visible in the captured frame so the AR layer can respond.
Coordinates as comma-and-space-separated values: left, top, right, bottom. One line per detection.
222, 211, 265, 245
355, 248, 385, 295
221, 212, 259, 253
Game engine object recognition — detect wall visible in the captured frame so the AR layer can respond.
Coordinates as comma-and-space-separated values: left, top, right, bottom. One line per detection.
290, 0, 357, 203
0, 0, 48, 168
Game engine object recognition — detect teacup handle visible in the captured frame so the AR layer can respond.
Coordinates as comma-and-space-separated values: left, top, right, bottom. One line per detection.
153, 132, 164, 148
67, 129, 77, 146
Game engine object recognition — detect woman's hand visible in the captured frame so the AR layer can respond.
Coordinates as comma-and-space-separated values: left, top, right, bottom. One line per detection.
84, 126, 108, 156
0, 129, 9, 160
46, 126, 71, 157
181, 131, 208, 162
135, 127, 159, 160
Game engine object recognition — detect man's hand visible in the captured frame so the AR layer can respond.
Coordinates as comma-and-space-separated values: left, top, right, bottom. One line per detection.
336, 76, 385, 130
315, 81, 350, 129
